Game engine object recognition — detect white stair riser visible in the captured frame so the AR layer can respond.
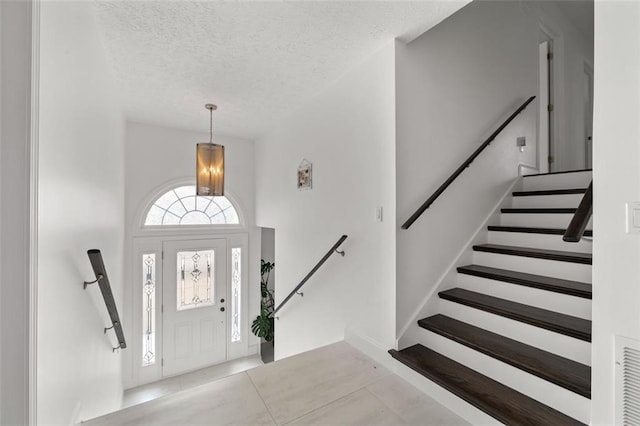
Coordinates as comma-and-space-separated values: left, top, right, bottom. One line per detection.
488, 231, 593, 253
439, 300, 591, 365
522, 171, 592, 191
500, 213, 593, 229
456, 274, 591, 320
473, 251, 592, 283
512, 194, 584, 208
416, 330, 590, 423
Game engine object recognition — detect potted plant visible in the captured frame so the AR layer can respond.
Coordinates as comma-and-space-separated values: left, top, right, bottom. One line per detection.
251, 259, 275, 343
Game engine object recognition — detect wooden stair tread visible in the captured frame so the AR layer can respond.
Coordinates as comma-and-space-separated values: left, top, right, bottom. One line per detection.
418, 314, 591, 398
487, 226, 593, 237
389, 344, 585, 425
439, 288, 591, 341
523, 168, 592, 177
513, 188, 587, 197
502, 208, 577, 214
457, 264, 592, 299
473, 243, 592, 265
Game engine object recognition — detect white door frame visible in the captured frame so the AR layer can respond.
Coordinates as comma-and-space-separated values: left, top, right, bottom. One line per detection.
538, 20, 563, 173
538, 39, 551, 174
131, 232, 249, 386
583, 62, 594, 169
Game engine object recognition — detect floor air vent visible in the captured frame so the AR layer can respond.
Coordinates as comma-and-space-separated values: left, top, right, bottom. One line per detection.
616, 335, 640, 425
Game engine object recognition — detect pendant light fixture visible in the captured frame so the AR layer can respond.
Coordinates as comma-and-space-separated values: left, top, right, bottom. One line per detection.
196, 104, 225, 196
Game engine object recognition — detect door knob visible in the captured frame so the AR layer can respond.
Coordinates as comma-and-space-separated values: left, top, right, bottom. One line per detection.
220, 307, 225, 312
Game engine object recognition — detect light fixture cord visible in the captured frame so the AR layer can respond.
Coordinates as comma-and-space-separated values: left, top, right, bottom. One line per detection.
209, 108, 213, 143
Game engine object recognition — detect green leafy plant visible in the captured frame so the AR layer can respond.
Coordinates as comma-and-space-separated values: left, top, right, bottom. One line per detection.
251, 259, 275, 342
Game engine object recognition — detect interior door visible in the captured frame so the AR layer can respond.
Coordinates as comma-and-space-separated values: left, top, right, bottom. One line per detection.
162, 238, 227, 376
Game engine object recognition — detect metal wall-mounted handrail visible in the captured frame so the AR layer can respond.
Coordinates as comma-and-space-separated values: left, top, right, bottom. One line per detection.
273, 235, 348, 316
563, 180, 593, 242
401, 96, 536, 230
84, 249, 127, 352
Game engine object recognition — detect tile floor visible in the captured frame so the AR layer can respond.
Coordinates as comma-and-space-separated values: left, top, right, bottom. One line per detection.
84, 342, 468, 425
122, 354, 264, 408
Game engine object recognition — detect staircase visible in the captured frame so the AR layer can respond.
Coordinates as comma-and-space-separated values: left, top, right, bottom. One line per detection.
391, 170, 593, 425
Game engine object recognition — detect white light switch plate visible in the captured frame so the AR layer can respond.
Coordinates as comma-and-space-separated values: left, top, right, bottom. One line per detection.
375, 206, 383, 222
626, 202, 640, 233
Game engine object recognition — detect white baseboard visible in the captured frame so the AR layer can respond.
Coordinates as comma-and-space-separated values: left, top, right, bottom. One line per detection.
518, 163, 539, 176
70, 401, 83, 425
344, 327, 396, 370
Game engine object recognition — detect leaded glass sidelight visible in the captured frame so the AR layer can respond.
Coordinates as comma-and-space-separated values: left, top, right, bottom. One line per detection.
142, 254, 156, 367
144, 185, 239, 226
177, 250, 214, 311
231, 248, 241, 342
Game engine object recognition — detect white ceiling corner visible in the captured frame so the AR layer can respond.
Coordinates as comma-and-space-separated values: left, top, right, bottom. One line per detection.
93, 0, 469, 140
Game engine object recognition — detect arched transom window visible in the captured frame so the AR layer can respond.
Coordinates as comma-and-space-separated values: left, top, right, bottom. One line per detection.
144, 185, 240, 226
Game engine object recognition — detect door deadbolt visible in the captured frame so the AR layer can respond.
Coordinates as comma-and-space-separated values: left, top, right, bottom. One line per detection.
220, 298, 225, 303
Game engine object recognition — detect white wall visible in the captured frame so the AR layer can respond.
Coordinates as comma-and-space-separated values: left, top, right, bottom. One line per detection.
395, 1, 538, 338
38, 2, 126, 424
0, 1, 33, 424
122, 122, 259, 387
255, 42, 397, 360
591, 2, 640, 424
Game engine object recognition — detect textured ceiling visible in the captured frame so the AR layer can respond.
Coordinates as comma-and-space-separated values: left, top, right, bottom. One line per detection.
94, 1, 468, 139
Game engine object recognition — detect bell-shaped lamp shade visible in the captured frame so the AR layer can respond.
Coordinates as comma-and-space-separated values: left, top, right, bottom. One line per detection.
196, 143, 225, 196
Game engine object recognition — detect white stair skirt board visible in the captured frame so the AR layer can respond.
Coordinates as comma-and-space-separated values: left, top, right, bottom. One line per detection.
500, 212, 593, 229
456, 274, 591, 320
511, 193, 584, 209
416, 329, 590, 424
391, 357, 502, 426
473, 251, 592, 283
439, 300, 591, 366
488, 230, 593, 253
522, 171, 593, 191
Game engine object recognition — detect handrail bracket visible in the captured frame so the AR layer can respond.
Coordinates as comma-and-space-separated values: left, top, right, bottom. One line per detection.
83, 274, 103, 289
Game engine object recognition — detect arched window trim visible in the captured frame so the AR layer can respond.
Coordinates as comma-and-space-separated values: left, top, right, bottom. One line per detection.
136, 179, 246, 233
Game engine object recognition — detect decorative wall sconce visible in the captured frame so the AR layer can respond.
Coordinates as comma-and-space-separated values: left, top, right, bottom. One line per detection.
297, 159, 312, 191
196, 104, 225, 196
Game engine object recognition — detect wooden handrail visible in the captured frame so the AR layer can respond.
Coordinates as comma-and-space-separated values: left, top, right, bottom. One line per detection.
273, 235, 347, 316
563, 181, 593, 242
85, 249, 127, 351
401, 96, 536, 230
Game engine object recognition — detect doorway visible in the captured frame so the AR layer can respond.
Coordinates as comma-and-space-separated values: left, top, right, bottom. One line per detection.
133, 232, 249, 387
538, 37, 553, 173
260, 227, 276, 363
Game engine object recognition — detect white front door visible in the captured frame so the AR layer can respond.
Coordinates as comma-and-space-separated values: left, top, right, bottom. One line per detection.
162, 238, 227, 376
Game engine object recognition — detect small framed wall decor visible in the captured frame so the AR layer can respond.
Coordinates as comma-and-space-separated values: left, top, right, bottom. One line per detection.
297, 159, 312, 190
